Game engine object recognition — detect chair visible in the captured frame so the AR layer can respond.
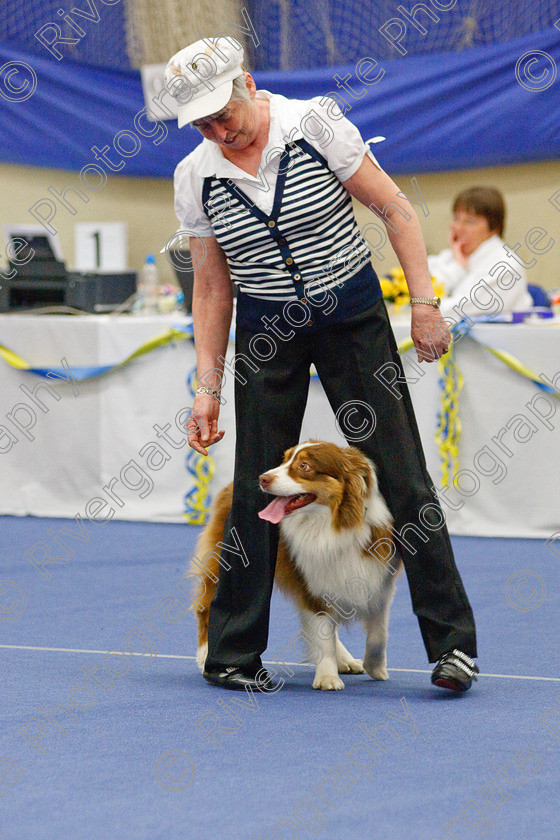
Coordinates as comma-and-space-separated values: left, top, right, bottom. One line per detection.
527, 284, 551, 308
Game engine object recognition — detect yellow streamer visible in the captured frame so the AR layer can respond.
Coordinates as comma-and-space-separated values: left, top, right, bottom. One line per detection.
0, 326, 193, 381
0, 323, 220, 524
183, 362, 216, 525
478, 343, 560, 398
119, 327, 192, 368
435, 342, 463, 487
398, 328, 559, 487
0, 344, 31, 370
184, 453, 216, 525
397, 337, 414, 355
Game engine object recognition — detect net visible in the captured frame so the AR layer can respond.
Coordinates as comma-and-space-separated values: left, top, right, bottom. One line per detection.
123, 0, 251, 68
0, 0, 130, 70
0, 0, 250, 70
248, 0, 560, 70
1, 0, 559, 71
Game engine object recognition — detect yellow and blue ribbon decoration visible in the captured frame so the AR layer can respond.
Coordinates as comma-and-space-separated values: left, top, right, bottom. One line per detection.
0, 325, 194, 381
0, 320, 216, 524
397, 320, 560, 485
182, 335, 215, 524
4, 317, 559, 521
464, 331, 560, 397
434, 338, 464, 487
184, 448, 215, 525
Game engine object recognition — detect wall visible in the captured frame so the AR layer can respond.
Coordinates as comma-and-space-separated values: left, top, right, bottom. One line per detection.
1, 158, 559, 293
0, 162, 178, 288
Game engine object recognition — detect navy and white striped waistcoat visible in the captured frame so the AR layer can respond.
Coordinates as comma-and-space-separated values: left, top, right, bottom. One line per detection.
202, 139, 382, 332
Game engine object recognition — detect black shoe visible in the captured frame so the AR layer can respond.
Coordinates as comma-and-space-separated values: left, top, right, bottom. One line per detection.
203, 666, 277, 692
431, 649, 479, 692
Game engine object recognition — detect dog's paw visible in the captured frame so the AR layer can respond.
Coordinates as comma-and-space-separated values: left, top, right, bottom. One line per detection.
195, 643, 208, 672
338, 657, 365, 674
364, 661, 389, 681
313, 674, 345, 691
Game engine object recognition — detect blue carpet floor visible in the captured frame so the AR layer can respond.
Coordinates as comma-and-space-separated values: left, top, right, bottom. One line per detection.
1, 516, 559, 840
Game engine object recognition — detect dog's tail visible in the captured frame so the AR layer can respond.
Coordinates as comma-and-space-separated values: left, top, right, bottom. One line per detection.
189, 482, 233, 671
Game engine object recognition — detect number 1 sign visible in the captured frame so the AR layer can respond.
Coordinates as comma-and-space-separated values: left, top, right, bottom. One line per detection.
74, 222, 128, 272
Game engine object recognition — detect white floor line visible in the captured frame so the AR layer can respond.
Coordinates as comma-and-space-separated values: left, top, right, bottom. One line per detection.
386, 667, 560, 682
1, 643, 559, 682
0, 643, 194, 660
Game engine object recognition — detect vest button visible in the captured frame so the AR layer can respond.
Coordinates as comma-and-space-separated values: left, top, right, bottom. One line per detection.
267, 220, 276, 228
286, 257, 294, 265
294, 273, 301, 280
307, 320, 313, 326
300, 297, 307, 304
278, 237, 287, 245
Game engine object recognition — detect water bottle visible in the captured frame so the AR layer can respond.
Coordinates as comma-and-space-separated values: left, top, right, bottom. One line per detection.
139, 254, 159, 314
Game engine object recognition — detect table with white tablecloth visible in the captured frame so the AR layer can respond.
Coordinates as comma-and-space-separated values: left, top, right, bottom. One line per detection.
1, 312, 559, 537
389, 317, 560, 539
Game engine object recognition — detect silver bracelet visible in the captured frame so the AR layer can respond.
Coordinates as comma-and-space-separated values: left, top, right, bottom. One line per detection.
196, 385, 222, 403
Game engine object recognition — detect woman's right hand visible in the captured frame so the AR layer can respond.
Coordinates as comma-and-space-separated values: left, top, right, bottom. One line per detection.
450, 232, 468, 268
187, 392, 225, 456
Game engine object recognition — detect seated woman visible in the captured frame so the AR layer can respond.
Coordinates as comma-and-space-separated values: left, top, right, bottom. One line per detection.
428, 186, 533, 322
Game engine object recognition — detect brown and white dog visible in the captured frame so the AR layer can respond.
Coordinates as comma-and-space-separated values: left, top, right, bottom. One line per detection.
190, 441, 401, 690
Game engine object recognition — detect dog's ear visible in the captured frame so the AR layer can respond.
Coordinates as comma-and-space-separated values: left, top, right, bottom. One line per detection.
343, 447, 374, 496
336, 448, 373, 529
282, 445, 295, 463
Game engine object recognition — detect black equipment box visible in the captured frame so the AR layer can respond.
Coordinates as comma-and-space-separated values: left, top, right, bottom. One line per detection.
0, 232, 136, 313
0, 271, 137, 313
0, 277, 68, 311
67, 272, 137, 313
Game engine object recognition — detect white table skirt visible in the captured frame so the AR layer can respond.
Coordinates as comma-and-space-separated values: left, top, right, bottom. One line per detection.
1, 312, 559, 537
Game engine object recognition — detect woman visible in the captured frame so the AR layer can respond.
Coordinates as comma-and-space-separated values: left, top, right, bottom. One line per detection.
166, 37, 478, 694
429, 186, 533, 321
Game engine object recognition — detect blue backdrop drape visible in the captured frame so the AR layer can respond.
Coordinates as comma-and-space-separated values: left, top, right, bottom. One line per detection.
0, 27, 558, 178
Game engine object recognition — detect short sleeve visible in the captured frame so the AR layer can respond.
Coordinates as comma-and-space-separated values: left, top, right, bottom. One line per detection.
305, 96, 382, 182
173, 156, 214, 238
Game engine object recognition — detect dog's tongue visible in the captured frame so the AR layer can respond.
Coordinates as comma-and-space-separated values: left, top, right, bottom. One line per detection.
258, 495, 297, 524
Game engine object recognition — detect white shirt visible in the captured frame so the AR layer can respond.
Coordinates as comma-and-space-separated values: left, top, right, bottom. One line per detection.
173, 90, 379, 237
428, 234, 534, 322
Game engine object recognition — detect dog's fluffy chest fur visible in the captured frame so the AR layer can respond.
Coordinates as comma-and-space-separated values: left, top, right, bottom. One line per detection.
279, 494, 393, 619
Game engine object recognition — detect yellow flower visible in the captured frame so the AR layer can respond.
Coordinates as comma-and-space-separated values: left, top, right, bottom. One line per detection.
393, 293, 409, 311
380, 278, 395, 298
382, 266, 446, 310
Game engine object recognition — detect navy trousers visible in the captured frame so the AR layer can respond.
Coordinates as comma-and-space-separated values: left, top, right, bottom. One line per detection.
204, 300, 477, 672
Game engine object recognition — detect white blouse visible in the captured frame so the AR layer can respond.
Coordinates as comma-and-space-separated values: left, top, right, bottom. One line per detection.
428, 234, 534, 321
173, 90, 379, 238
